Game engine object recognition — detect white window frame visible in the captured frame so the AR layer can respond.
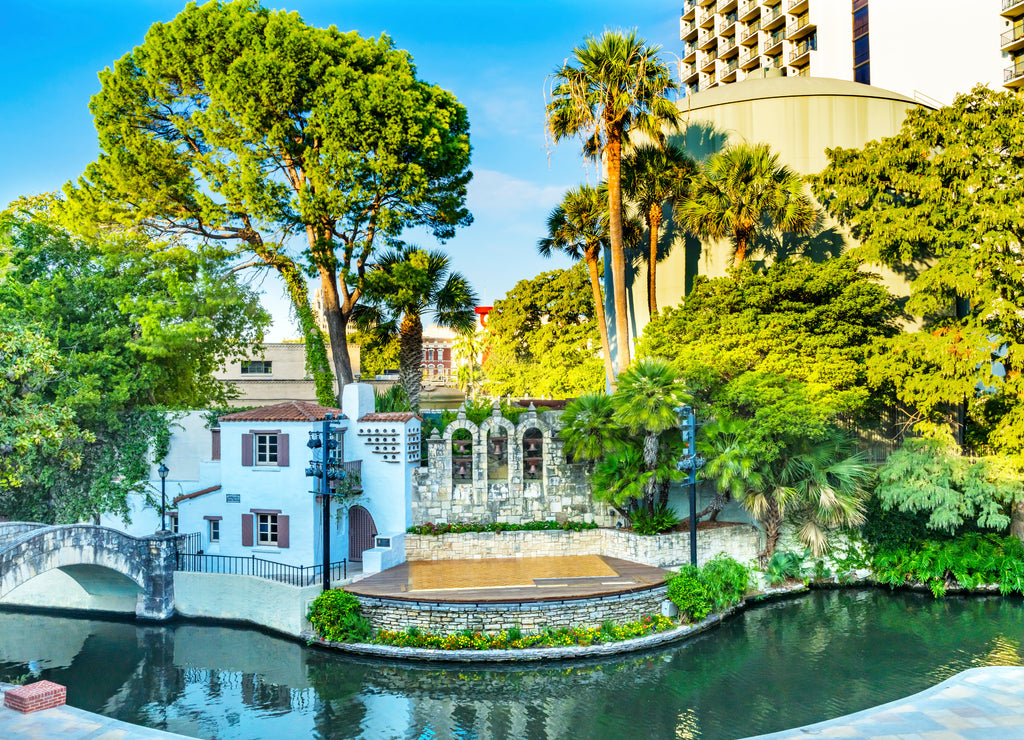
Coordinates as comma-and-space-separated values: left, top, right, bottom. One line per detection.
241, 360, 272, 375
254, 433, 278, 466
256, 513, 278, 546
168, 513, 179, 534
208, 519, 220, 543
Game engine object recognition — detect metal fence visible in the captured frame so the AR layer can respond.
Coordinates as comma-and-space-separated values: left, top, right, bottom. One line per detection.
175, 552, 347, 587
177, 531, 202, 555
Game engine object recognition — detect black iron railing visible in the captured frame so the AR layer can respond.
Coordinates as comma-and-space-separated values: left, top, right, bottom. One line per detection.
176, 552, 347, 587
177, 531, 202, 555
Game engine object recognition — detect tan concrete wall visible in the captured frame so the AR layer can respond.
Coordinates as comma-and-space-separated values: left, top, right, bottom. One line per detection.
405, 525, 760, 570
173, 571, 320, 637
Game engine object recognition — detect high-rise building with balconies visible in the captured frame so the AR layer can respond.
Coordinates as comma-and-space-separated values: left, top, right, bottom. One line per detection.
679, 0, 1015, 104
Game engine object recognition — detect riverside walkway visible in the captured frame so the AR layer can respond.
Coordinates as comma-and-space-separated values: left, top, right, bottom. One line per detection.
747, 666, 1024, 739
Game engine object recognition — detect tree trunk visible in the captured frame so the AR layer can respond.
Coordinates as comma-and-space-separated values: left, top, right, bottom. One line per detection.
642, 432, 659, 513
399, 312, 424, 411
647, 205, 662, 316
605, 129, 631, 374
758, 495, 782, 567
318, 266, 356, 403
1011, 497, 1024, 543
733, 233, 748, 266
585, 256, 616, 391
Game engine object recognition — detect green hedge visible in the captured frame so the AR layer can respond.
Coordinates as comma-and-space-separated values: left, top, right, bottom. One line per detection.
407, 520, 598, 535
666, 554, 751, 623
306, 590, 372, 643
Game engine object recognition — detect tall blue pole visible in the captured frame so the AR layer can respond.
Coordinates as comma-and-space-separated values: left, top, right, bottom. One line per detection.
688, 407, 697, 567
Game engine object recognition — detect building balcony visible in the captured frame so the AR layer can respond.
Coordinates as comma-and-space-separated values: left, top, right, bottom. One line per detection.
763, 29, 785, 56
719, 17, 737, 36
700, 71, 718, 91
787, 14, 815, 40
683, 43, 697, 63
720, 35, 740, 58
738, 0, 761, 22
698, 0, 715, 5
1001, 0, 1024, 18
1001, 24, 1024, 52
740, 44, 761, 68
788, 0, 808, 13
717, 0, 738, 13
741, 21, 761, 43
682, 61, 700, 84
762, 3, 786, 31
681, 19, 698, 41
719, 57, 740, 82
701, 51, 719, 72
788, 36, 816, 66
698, 28, 718, 49
698, 6, 716, 28
1005, 59, 1024, 87
682, 0, 697, 20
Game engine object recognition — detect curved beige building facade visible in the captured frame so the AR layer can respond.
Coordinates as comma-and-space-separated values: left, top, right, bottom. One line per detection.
615, 76, 929, 355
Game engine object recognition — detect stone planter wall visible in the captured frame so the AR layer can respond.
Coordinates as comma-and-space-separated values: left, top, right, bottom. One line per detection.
355, 585, 668, 633
404, 525, 760, 569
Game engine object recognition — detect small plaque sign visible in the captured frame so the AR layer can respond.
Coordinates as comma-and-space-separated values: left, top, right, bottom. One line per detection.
225, 494, 241, 504
375, 537, 391, 549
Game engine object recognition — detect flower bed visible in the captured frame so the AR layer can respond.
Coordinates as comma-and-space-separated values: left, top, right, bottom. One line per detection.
407, 520, 598, 535
372, 615, 675, 651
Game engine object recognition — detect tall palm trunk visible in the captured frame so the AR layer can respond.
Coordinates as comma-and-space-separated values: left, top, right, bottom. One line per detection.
585, 256, 616, 390
647, 205, 662, 315
642, 432, 659, 513
733, 233, 750, 267
399, 312, 424, 411
605, 127, 631, 374
758, 494, 783, 566
1011, 498, 1024, 543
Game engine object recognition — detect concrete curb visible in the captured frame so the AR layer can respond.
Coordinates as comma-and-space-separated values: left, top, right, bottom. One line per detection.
304, 582, 810, 662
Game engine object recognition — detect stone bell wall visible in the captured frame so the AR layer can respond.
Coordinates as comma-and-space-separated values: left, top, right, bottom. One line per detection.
411, 407, 617, 528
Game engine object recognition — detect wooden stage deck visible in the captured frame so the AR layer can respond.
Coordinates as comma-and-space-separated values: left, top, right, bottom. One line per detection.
345, 555, 671, 603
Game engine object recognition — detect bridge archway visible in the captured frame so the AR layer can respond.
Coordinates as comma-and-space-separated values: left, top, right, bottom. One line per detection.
0, 525, 179, 619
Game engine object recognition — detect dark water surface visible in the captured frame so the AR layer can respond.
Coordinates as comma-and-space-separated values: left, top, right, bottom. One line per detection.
1, 589, 1022, 739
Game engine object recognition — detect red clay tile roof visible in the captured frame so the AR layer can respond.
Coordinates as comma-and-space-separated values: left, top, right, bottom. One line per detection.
219, 401, 345, 423
173, 485, 221, 505
358, 412, 421, 422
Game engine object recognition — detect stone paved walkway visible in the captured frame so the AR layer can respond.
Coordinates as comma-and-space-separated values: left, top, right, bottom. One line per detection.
0, 685, 195, 740
745, 666, 1024, 739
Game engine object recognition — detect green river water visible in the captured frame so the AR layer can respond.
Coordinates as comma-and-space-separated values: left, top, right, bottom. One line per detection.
0, 588, 1021, 739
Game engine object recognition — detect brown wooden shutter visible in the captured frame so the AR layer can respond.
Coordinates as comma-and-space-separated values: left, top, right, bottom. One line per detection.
277, 434, 289, 466
278, 515, 290, 548
211, 429, 221, 461
241, 434, 253, 466
241, 514, 253, 546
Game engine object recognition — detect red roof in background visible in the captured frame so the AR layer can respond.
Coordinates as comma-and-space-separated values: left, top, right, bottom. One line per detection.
219, 400, 345, 423
358, 412, 421, 422
173, 485, 221, 505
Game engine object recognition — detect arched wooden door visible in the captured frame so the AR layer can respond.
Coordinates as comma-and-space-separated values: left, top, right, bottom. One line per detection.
348, 506, 377, 562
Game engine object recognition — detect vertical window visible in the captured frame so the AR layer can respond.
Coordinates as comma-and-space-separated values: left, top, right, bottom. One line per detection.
208, 519, 220, 542
257, 513, 278, 545
169, 513, 179, 534
852, 1, 869, 84
255, 434, 278, 465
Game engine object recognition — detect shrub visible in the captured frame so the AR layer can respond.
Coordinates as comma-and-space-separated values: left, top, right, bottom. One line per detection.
306, 590, 373, 643
629, 504, 679, 536
701, 553, 750, 610
765, 551, 806, 586
407, 520, 598, 535
666, 566, 714, 623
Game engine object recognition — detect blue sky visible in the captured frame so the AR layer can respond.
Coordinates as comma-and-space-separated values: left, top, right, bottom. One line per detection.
1, 0, 680, 339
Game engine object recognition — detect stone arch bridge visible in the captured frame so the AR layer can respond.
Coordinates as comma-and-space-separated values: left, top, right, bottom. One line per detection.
0, 522, 181, 619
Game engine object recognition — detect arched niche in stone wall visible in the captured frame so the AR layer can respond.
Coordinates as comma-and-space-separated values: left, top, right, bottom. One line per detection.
481, 412, 514, 481
521, 427, 544, 480
444, 414, 479, 486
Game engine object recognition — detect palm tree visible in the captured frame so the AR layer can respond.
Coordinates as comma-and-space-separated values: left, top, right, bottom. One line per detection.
539, 185, 616, 389
741, 429, 869, 564
560, 393, 624, 463
696, 415, 764, 522
355, 246, 478, 411
547, 30, 681, 375
622, 142, 697, 315
611, 359, 688, 512
677, 142, 816, 267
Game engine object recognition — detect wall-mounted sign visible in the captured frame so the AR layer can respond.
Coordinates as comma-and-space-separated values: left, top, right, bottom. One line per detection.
225, 494, 241, 503
375, 537, 391, 549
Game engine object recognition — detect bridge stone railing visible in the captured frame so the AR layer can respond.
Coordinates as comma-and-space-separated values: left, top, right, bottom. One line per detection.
0, 522, 47, 549
0, 524, 181, 620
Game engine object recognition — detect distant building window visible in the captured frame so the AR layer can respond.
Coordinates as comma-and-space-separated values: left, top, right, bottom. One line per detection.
854, 62, 870, 84
257, 513, 278, 545
168, 513, 179, 534
208, 519, 220, 542
255, 434, 278, 466
241, 360, 272, 375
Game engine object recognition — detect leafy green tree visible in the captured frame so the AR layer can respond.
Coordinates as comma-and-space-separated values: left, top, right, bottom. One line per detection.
547, 29, 681, 373
696, 415, 763, 522
452, 330, 485, 400
560, 394, 624, 463
66, 0, 472, 403
812, 87, 1024, 453
677, 142, 816, 267
0, 328, 88, 492
611, 359, 689, 511
622, 142, 697, 314
482, 266, 604, 398
351, 331, 399, 379
876, 435, 1022, 537
0, 205, 266, 522
355, 246, 476, 411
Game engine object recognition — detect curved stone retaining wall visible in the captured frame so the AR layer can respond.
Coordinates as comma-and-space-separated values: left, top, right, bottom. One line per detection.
355, 584, 669, 633
405, 525, 760, 569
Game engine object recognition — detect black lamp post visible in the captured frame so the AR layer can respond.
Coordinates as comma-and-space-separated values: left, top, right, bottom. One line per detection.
157, 463, 169, 532
306, 414, 345, 591
676, 406, 705, 567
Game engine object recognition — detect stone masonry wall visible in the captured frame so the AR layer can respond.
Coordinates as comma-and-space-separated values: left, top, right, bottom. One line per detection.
356, 585, 668, 633
404, 525, 760, 569
412, 407, 617, 528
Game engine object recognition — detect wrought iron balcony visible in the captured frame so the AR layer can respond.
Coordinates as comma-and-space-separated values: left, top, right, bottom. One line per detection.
1001, 24, 1024, 51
